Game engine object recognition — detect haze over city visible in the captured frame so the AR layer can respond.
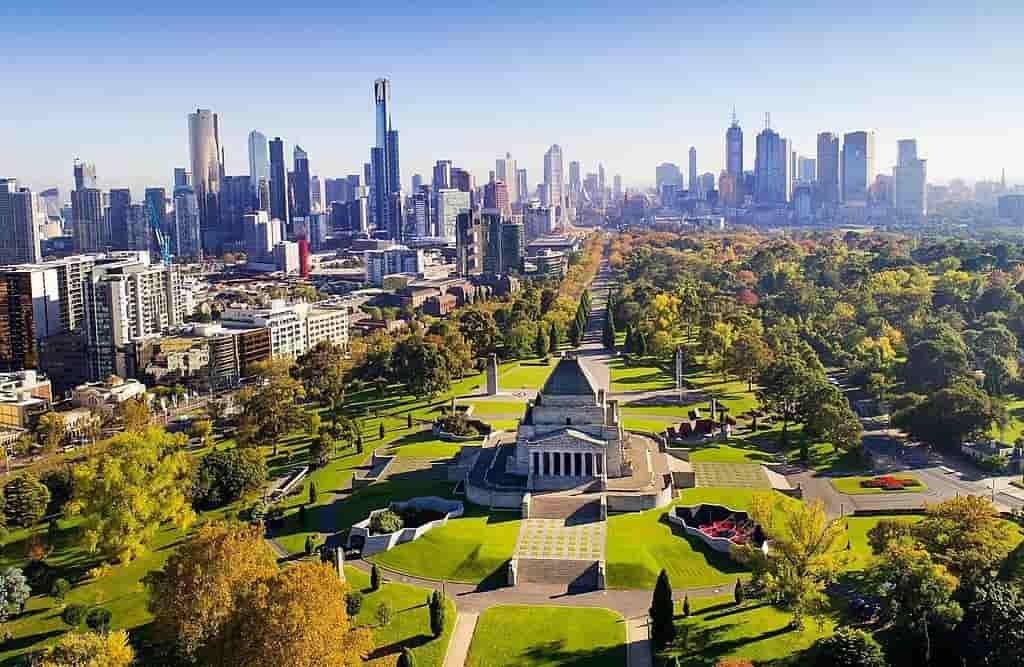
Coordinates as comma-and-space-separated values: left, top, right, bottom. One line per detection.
3, 0, 1022, 193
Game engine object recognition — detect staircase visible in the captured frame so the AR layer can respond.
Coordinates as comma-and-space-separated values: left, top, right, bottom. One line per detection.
516, 558, 601, 590
529, 494, 601, 521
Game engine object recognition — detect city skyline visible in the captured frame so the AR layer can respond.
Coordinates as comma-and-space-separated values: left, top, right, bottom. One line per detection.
2, 1, 1022, 193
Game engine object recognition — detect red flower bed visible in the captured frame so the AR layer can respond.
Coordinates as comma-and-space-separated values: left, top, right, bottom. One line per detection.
860, 475, 921, 490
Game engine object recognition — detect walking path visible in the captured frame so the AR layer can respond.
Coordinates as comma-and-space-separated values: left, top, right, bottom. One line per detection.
443, 612, 479, 667
625, 616, 653, 667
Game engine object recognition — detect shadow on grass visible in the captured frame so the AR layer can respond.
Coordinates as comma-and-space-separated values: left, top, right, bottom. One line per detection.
656, 514, 746, 577
365, 633, 436, 661
519, 638, 628, 667
662, 617, 796, 667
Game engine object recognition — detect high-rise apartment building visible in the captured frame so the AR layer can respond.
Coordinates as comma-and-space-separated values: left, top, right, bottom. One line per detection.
172, 190, 202, 259
517, 168, 528, 202
816, 132, 840, 206
187, 109, 223, 252
106, 188, 131, 249
754, 118, 790, 204
0, 180, 42, 265
613, 174, 622, 201
568, 161, 582, 195
841, 130, 875, 205
436, 189, 470, 242
688, 147, 698, 195
893, 139, 927, 218
726, 113, 744, 181
71, 187, 105, 253
413, 186, 433, 237
456, 211, 486, 276
371, 78, 402, 240
247, 130, 270, 201
220, 175, 254, 243
484, 180, 511, 218
543, 145, 564, 215
268, 137, 290, 229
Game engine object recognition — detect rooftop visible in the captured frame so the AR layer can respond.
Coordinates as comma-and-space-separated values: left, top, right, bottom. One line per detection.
541, 354, 599, 397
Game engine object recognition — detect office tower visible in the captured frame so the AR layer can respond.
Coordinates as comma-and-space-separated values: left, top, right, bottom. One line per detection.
292, 145, 311, 218
893, 139, 927, 218
499, 222, 524, 273
688, 147, 698, 195
411, 174, 423, 193
569, 161, 581, 195
432, 160, 452, 190
517, 168, 529, 202
310, 176, 324, 213
220, 175, 254, 243
456, 211, 485, 276
598, 163, 606, 203
106, 188, 131, 249
726, 111, 744, 180
242, 211, 281, 261
142, 188, 166, 253
187, 108, 223, 252
816, 132, 840, 206
841, 130, 875, 205
436, 189, 470, 242
655, 163, 683, 191
413, 186, 433, 237
496, 153, 519, 204
324, 178, 347, 205
386, 128, 402, 236
484, 180, 510, 218
73, 159, 97, 190
268, 137, 289, 227
173, 168, 191, 191
0, 180, 42, 264
71, 188, 104, 252
346, 196, 369, 233
543, 145, 564, 213
482, 212, 503, 275
797, 157, 816, 183
523, 202, 554, 239
754, 116, 790, 204
172, 189, 202, 259
450, 168, 472, 194
247, 130, 270, 197
370, 147, 388, 231
613, 174, 622, 201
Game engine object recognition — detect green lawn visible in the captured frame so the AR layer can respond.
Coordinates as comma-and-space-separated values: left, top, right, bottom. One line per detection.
382, 430, 465, 459
609, 358, 675, 392
605, 488, 801, 590
369, 507, 521, 585
842, 516, 923, 571
496, 361, 555, 392
992, 395, 1024, 443
687, 442, 777, 464
461, 400, 529, 416
345, 566, 455, 667
466, 605, 626, 667
659, 595, 835, 666
830, 476, 927, 495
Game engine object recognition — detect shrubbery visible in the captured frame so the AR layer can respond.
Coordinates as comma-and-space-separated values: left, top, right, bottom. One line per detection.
369, 510, 404, 535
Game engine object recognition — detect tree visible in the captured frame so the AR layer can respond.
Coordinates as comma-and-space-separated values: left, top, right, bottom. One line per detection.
726, 332, 772, 391
548, 320, 560, 352
734, 580, 745, 605
635, 331, 648, 357
308, 481, 318, 505
345, 591, 363, 616
309, 433, 331, 468
392, 335, 452, 397
734, 495, 847, 628
458, 309, 500, 359
304, 535, 316, 556
956, 580, 1024, 667
0, 567, 30, 623
191, 418, 214, 446
756, 354, 819, 446
397, 647, 417, 667
903, 335, 970, 392
85, 607, 112, 633
242, 364, 306, 451
375, 600, 394, 627
534, 327, 549, 358
649, 569, 675, 650
39, 629, 134, 667
51, 578, 70, 602
294, 341, 347, 408
803, 392, 863, 453
603, 309, 617, 351
913, 495, 1011, 580
865, 518, 915, 555
4, 474, 50, 528
119, 396, 152, 433
429, 590, 446, 638
67, 427, 195, 562
378, 422, 385, 440
869, 539, 962, 666
682, 594, 690, 617
568, 318, 582, 347
814, 627, 886, 667
307, 412, 322, 436
193, 448, 267, 511
147, 522, 279, 663
892, 380, 1004, 451
371, 564, 382, 591
35, 412, 66, 453
222, 561, 372, 667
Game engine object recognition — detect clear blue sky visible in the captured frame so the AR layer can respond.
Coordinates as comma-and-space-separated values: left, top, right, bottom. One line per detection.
2, 0, 1021, 195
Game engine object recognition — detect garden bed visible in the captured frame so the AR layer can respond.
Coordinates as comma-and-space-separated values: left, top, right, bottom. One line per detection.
831, 475, 927, 495
668, 503, 768, 554
347, 496, 464, 556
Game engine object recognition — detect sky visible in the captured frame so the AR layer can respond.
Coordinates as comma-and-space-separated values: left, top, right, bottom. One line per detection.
1, 0, 1022, 196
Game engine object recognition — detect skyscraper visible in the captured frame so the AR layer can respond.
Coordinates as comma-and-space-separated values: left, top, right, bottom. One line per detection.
71, 160, 105, 253
187, 108, 223, 252
543, 144, 564, 216
107, 188, 132, 249
754, 116, 790, 204
797, 157, 816, 184
568, 161, 581, 195
496, 153, 518, 204
613, 174, 622, 201
484, 180, 510, 218
173, 168, 191, 191
73, 159, 97, 191
248, 131, 270, 202
598, 163, 606, 204
372, 78, 402, 240
893, 139, 927, 218
726, 112, 744, 181
841, 130, 875, 205
268, 137, 289, 226
516, 168, 529, 202
816, 132, 840, 206
688, 147, 698, 195
292, 145, 311, 218
437, 189, 470, 242
432, 160, 452, 190
656, 163, 683, 191
0, 179, 42, 264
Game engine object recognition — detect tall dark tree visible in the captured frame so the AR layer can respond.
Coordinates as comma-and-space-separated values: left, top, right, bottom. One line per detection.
4, 474, 50, 528
548, 321, 560, 352
603, 308, 617, 351
649, 569, 675, 650
428, 590, 446, 639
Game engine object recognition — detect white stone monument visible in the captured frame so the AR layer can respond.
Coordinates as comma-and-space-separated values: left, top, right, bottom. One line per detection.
486, 353, 499, 396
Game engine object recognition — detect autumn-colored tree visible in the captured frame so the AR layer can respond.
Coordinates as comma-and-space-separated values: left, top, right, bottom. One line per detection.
148, 521, 278, 663
913, 495, 1011, 580
67, 427, 195, 562
222, 561, 372, 667
119, 396, 152, 433
40, 629, 134, 667
191, 418, 213, 446
242, 362, 306, 450
4, 474, 50, 528
35, 412, 66, 452
294, 341, 348, 408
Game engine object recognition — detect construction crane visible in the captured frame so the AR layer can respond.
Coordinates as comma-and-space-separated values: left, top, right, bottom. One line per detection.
147, 197, 172, 265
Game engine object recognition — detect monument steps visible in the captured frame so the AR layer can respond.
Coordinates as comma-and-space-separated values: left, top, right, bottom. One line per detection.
516, 557, 601, 590
529, 495, 601, 521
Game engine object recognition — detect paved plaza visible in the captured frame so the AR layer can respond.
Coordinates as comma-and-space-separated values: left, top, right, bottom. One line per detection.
693, 461, 770, 488
514, 518, 606, 561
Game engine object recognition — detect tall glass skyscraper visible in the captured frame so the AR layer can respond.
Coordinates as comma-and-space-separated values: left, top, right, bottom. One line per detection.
372, 78, 402, 239
187, 108, 222, 252
816, 132, 840, 206
754, 118, 790, 204
269, 137, 289, 226
293, 145, 311, 218
841, 130, 875, 205
543, 144, 564, 216
726, 112, 743, 179
248, 131, 270, 201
